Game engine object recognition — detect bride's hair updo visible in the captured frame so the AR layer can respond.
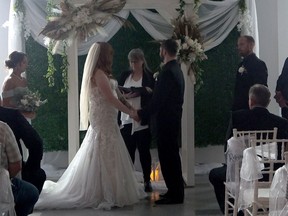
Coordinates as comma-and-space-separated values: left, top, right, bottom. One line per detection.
5, 51, 27, 69
95, 42, 114, 77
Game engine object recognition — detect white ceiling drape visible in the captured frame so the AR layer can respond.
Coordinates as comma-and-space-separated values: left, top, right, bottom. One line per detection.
9, 0, 258, 55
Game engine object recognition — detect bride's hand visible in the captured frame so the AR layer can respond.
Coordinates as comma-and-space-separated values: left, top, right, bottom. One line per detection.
129, 109, 140, 122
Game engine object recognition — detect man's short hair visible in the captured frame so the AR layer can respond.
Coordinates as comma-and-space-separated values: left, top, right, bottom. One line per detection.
242, 35, 255, 45
249, 84, 271, 107
161, 39, 178, 56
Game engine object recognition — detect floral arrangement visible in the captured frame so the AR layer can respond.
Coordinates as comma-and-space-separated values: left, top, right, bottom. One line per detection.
40, 0, 129, 41
40, 0, 131, 92
237, 0, 251, 34
15, 89, 48, 112
172, 0, 207, 90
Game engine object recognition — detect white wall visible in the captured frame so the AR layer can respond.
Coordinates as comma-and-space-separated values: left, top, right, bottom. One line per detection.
0, 1, 10, 87
256, 0, 288, 115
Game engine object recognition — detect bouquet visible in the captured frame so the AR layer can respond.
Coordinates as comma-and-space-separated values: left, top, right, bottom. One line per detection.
14, 89, 47, 112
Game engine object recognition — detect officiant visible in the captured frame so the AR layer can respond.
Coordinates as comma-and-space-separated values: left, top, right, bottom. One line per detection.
117, 48, 155, 192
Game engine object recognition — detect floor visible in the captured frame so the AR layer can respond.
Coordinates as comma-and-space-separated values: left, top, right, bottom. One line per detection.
31, 174, 223, 216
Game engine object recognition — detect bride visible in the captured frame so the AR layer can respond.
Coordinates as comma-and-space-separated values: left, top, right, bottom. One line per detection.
35, 42, 146, 210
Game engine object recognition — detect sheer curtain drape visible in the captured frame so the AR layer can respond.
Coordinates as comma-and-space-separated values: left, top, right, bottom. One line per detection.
8, 0, 258, 55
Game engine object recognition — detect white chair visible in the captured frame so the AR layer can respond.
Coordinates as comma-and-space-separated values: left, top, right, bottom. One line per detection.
0, 144, 16, 216
224, 128, 278, 216
240, 139, 288, 216
268, 151, 288, 216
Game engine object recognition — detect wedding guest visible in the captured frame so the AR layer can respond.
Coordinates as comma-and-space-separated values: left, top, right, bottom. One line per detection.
138, 39, 185, 204
232, 35, 268, 111
209, 84, 288, 214
2, 51, 28, 108
1, 51, 35, 120
274, 57, 288, 119
0, 120, 39, 216
0, 105, 46, 193
35, 42, 146, 210
118, 48, 154, 192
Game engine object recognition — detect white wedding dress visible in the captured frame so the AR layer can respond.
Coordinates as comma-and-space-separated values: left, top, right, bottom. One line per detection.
35, 79, 146, 210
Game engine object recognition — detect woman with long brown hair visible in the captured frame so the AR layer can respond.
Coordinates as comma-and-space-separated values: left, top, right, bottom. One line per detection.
35, 42, 146, 210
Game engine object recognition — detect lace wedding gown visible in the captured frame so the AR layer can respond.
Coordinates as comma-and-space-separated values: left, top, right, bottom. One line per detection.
35, 79, 146, 210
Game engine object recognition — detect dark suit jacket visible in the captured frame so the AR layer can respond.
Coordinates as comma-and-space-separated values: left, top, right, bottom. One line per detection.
281, 107, 288, 120
226, 107, 288, 155
276, 57, 288, 100
139, 60, 184, 136
117, 69, 154, 126
232, 53, 268, 111
0, 106, 43, 170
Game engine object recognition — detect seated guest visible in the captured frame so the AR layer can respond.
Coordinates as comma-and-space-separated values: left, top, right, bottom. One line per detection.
0, 105, 46, 193
209, 84, 288, 214
0, 120, 39, 216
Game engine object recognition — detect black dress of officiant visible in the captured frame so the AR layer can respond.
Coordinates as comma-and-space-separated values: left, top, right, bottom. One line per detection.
232, 35, 268, 111
117, 48, 155, 192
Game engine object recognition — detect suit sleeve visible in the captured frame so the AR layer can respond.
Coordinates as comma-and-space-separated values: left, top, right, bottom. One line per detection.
252, 61, 268, 86
149, 70, 174, 116
276, 58, 288, 91
281, 107, 288, 120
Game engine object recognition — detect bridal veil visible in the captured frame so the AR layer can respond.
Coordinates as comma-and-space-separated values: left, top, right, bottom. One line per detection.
80, 43, 101, 130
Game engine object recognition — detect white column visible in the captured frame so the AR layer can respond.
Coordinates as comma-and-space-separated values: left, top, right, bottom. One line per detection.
256, 0, 288, 115
181, 63, 195, 187
67, 41, 79, 163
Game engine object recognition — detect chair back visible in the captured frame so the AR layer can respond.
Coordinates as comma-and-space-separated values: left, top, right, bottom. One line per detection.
224, 128, 278, 216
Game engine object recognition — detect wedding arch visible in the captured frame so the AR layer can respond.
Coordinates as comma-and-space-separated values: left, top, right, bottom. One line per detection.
8, 0, 258, 186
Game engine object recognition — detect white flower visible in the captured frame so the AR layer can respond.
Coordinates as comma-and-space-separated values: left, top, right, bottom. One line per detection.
21, 99, 28, 106
182, 43, 188, 50
238, 66, 246, 74
35, 101, 41, 107
153, 72, 159, 81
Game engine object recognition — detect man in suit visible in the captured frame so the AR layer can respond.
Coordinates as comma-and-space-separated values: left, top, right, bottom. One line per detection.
275, 57, 288, 119
209, 84, 288, 214
0, 105, 46, 193
232, 35, 268, 111
138, 39, 185, 204
0, 120, 39, 216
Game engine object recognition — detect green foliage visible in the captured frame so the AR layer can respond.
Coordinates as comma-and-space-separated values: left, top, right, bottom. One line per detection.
195, 28, 240, 146
26, 37, 68, 151
238, 0, 247, 14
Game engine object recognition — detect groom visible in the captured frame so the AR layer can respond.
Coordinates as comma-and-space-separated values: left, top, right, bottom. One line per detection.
0, 103, 46, 193
138, 39, 185, 204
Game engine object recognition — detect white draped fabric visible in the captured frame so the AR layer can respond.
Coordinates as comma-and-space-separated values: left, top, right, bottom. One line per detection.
269, 165, 288, 216
9, 0, 258, 55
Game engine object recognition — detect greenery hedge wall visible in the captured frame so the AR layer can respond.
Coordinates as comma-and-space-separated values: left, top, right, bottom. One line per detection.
26, 15, 240, 151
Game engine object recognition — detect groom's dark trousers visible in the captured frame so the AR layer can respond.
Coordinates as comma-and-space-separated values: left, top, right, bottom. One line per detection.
139, 59, 185, 201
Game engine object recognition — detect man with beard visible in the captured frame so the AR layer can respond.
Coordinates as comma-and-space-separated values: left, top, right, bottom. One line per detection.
138, 39, 185, 204
232, 35, 268, 111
